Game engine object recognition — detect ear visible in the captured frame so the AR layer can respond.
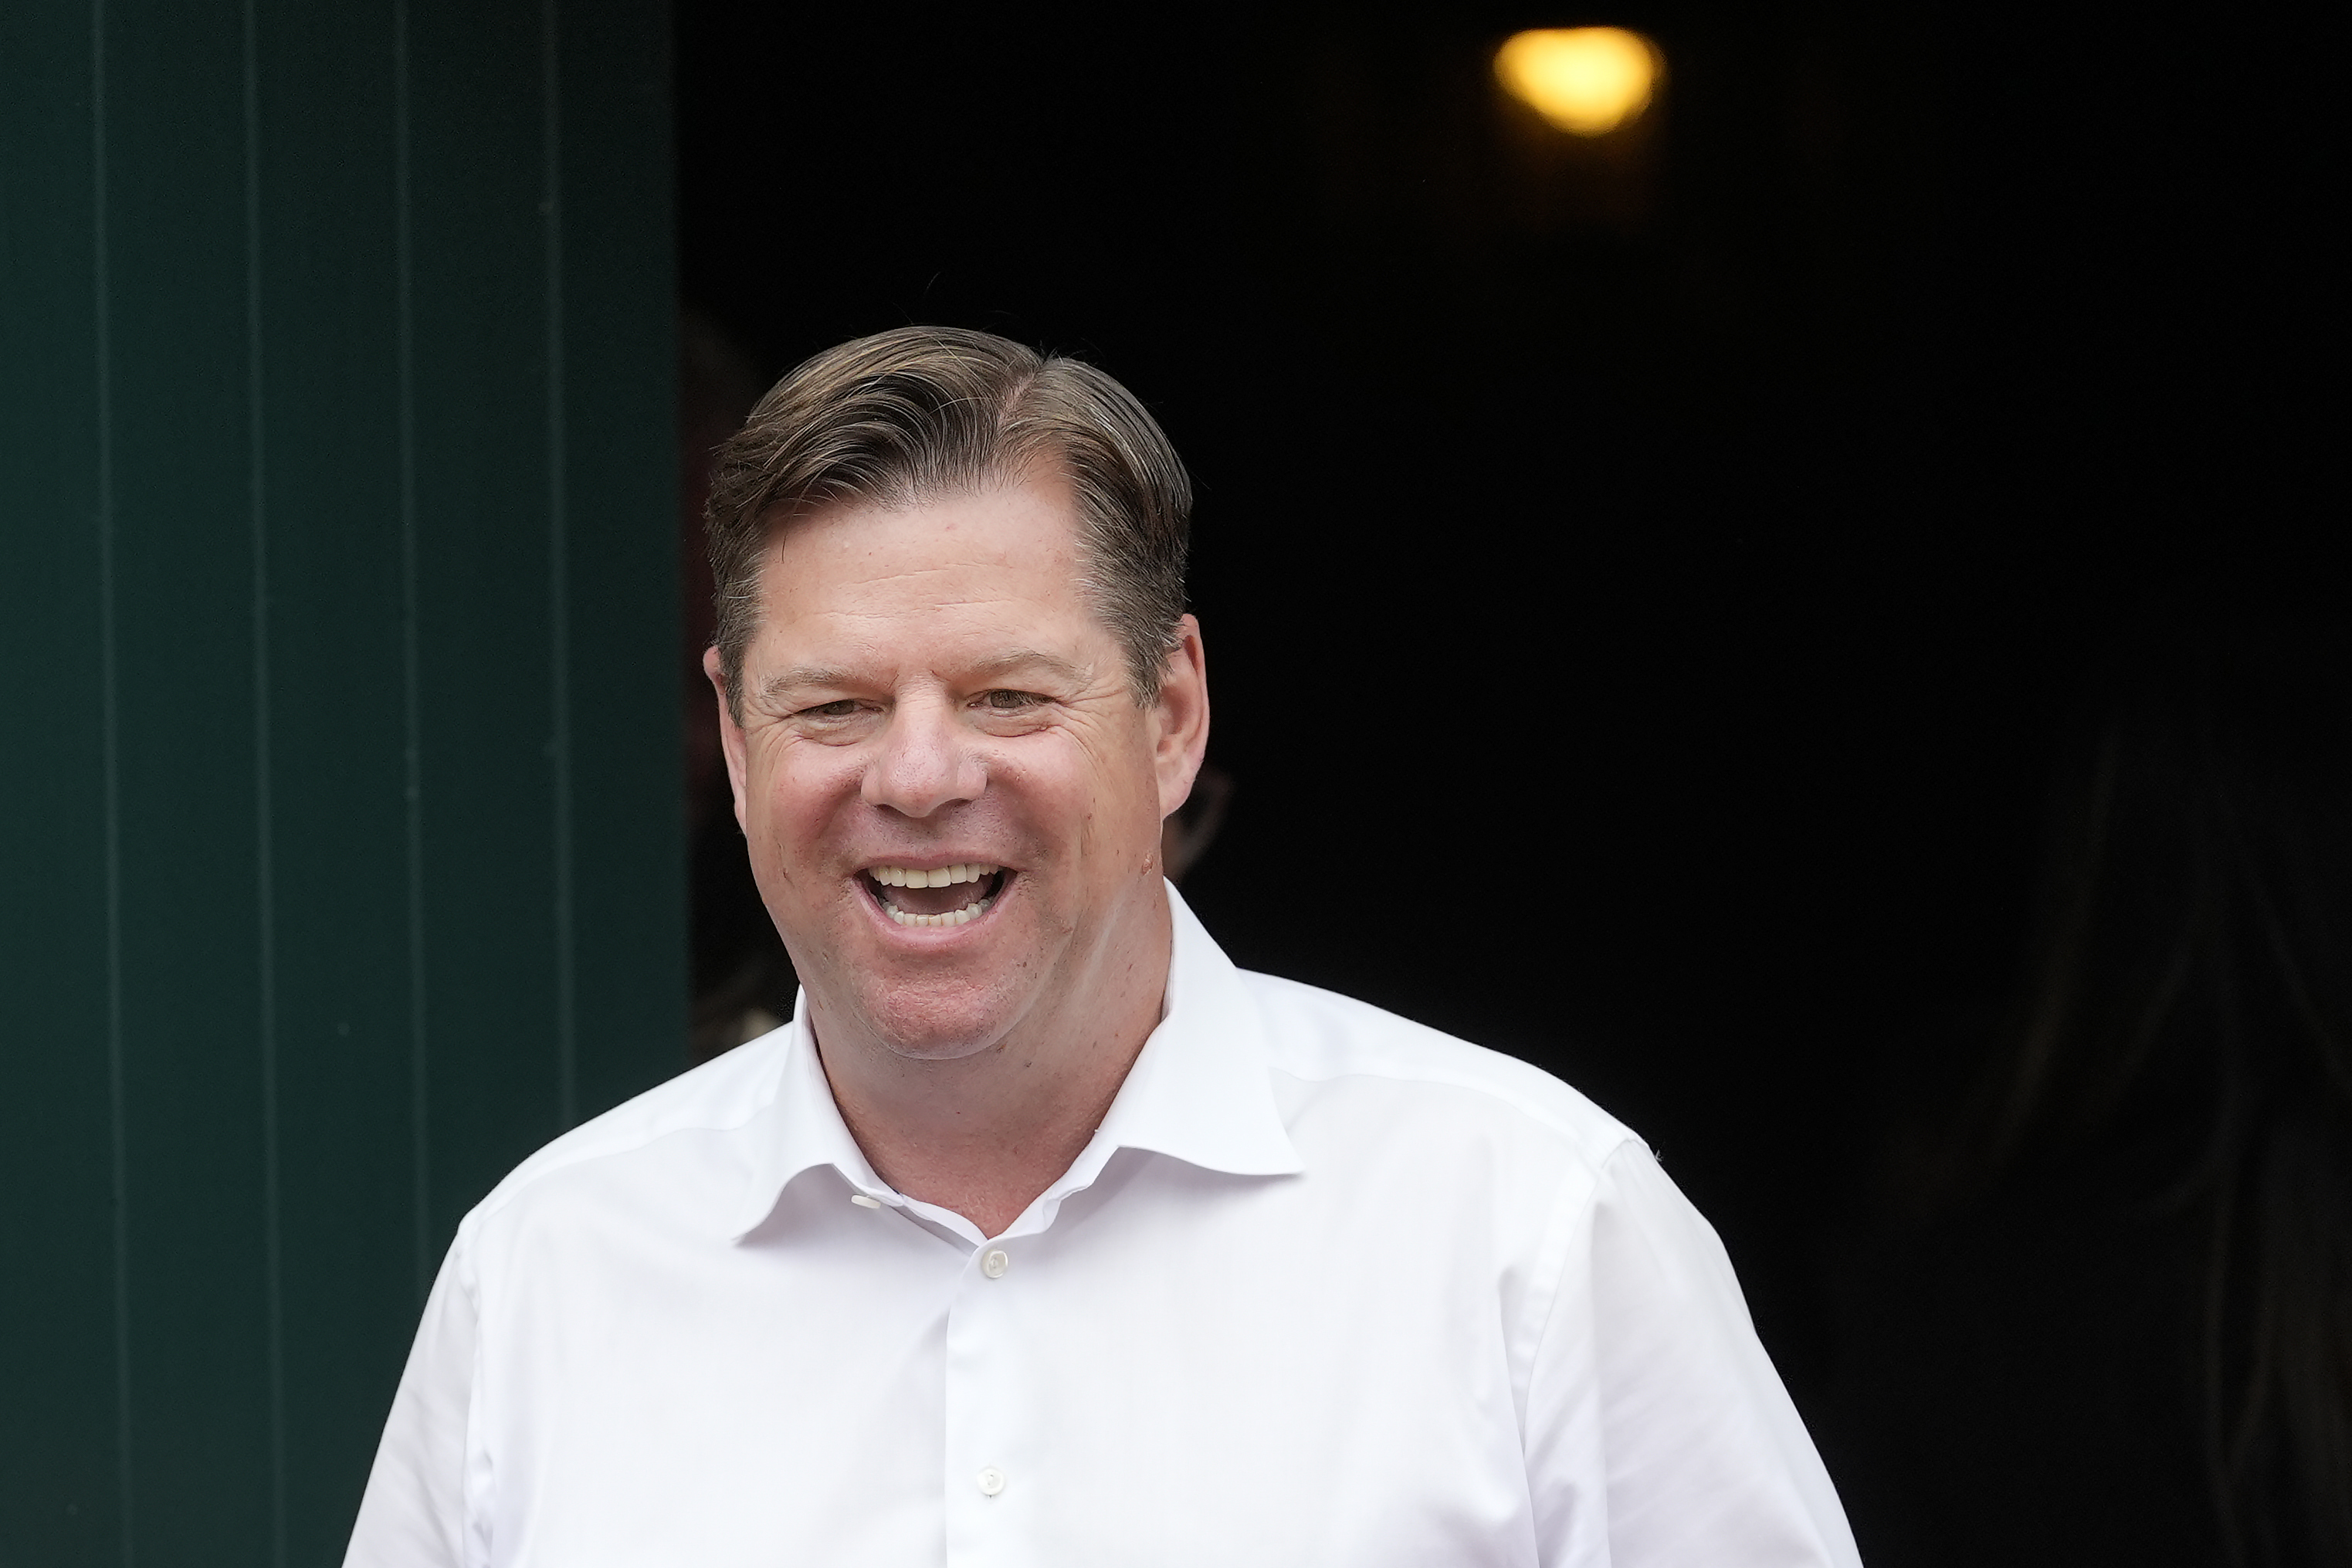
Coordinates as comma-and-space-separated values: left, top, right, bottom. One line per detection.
703, 645, 753, 835
1151, 615, 1211, 820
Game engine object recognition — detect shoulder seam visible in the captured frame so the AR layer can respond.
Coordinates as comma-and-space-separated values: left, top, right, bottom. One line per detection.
1265, 1058, 1639, 1152
1514, 1138, 1647, 1443
463, 1051, 787, 1229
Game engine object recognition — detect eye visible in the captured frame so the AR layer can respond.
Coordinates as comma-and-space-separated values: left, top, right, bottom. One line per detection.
801, 699, 863, 719
979, 689, 1045, 712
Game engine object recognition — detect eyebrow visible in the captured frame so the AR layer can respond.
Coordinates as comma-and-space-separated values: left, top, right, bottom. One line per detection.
755, 665, 858, 703
753, 649, 1090, 706
961, 647, 1092, 688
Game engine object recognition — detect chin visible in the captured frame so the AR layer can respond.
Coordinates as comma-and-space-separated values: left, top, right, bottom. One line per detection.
822, 953, 1032, 1062
854, 991, 1022, 1062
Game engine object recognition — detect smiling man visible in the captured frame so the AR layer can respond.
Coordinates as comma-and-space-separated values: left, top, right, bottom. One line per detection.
345, 327, 1862, 1567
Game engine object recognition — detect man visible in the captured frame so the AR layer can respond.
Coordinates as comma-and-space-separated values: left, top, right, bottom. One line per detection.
346, 327, 1861, 1566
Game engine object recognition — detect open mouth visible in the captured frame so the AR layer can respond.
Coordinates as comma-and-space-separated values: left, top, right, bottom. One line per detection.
863, 863, 1009, 929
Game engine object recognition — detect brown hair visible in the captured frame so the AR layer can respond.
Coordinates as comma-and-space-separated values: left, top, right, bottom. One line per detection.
703, 326, 1192, 722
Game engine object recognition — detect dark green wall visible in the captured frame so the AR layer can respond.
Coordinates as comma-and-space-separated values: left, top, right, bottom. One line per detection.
0, 1, 680, 1561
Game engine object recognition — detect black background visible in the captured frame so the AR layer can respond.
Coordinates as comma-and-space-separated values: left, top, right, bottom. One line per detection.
675, 2, 2337, 1557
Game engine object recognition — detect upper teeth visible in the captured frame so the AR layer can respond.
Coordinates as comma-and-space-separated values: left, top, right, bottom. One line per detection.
870, 863, 997, 888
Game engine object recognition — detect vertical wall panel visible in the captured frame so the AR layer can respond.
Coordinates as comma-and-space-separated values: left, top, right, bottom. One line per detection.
562, 0, 681, 1118
0, 1, 680, 1560
250, 2, 420, 1560
0, 7, 120, 1565
106, 0, 276, 1550
407, 0, 569, 1245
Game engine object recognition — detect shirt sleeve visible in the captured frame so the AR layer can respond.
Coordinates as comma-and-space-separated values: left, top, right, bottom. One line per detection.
342, 1231, 484, 1568
1523, 1142, 1862, 1568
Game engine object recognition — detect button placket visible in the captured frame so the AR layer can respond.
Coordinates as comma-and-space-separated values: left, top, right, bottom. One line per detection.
944, 1237, 1034, 1566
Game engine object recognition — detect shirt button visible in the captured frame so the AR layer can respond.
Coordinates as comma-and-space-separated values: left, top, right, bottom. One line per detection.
981, 1248, 1010, 1279
977, 1465, 1006, 1496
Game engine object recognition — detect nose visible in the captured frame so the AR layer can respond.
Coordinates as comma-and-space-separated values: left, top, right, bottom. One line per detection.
861, 696, 986, 818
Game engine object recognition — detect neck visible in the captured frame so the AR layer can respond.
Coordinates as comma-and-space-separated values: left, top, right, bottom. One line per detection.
811, 896, 1172, 1238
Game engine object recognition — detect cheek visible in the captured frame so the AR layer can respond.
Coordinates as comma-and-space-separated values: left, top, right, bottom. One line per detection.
747, 744, 861, 863
1042, 740, 1164, 859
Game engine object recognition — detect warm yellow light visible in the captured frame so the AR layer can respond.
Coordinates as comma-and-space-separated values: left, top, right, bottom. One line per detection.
1494, 27, 1659, 136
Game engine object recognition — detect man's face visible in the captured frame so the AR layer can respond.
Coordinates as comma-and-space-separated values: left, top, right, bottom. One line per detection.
709, 471, 1205, 1062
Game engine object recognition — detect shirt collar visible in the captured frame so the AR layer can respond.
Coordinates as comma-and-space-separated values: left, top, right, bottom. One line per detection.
724, 881, 1302, 1241
1086, 882, 1303, 1180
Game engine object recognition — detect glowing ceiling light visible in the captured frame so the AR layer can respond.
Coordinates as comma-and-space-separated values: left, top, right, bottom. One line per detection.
1494, 27, 1661, 136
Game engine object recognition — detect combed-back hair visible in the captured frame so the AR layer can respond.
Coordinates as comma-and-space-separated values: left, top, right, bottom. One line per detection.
703, 326, 1191, 723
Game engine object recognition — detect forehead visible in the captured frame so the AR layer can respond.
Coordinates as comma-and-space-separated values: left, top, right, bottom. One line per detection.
754, 476, 1101, 666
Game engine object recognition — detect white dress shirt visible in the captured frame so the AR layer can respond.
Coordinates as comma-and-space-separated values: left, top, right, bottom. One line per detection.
346, 886, 1861, 1567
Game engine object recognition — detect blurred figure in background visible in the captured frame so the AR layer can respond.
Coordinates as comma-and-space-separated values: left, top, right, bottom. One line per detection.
1830, 621, 2352, 1567
1159, 759, 1232, 882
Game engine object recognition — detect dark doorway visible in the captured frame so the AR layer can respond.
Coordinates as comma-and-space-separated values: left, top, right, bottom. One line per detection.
672, 6, 2343, 1561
